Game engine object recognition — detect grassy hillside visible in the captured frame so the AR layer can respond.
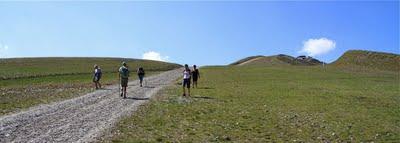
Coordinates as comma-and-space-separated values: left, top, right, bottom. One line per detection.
111, 66, 399, 142
230, 54, 323, 66
331, 50, 400, 72
229, 55, 265, 66
0, 57, 181, 115
0, 57, 181, 80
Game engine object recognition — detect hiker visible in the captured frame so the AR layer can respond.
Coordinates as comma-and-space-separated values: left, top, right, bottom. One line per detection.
93, 64, 102, 89
182, 64, 191, 97
191, 65, 200, 88
137, 67, 145, 87
118, 62, 130, 98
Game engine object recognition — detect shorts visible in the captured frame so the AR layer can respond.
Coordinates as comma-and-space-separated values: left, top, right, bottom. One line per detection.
121, 78, 128, 87
93, 76, 101, 82
183, 78, 191, 88
192, 76, 198, 82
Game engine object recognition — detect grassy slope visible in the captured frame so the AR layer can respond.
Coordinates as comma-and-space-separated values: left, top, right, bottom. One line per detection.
231, 54, 322, 66
237, 56, 291, 66
0, 57, 181, 79
111, 66, 399, 142
229, 55, 264, 66
230, 55, 292, 66
331, 50, 400, 72
0, 58, 181, 115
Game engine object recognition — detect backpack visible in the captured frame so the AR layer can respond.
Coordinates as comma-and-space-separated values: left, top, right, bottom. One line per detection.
96, 68, 102, 78
120, 66, 129, 78
138, 68, 145, 75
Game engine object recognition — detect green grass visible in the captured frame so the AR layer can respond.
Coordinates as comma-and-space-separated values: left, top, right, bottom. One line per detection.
0, 57, 181, 79
331, 50, 400, 72
111, 66, 399, 142
0, 57, 181, 115
229, 55, 264, 65
230, 54, 323, 66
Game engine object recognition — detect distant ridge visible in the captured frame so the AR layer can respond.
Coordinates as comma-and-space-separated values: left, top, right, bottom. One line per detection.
0, 57, 182, 80
229, 55, 265, 66
230, 54, 323, 66
331, 50, 400, 71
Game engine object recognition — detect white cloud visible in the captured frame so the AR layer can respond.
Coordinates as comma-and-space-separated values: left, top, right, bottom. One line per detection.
142, 51, 169, 62
300, 38, 336, 57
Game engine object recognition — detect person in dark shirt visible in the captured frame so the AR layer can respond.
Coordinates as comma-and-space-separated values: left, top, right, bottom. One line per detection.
191, 65, 200, 88
137, 67, 145, 87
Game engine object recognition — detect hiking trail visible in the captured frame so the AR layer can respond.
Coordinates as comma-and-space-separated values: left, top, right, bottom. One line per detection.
237, 57, 264, 66
0, 69, 182, 143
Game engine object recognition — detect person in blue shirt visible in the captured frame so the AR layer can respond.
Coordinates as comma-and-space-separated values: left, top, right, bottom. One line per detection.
118, 62, 130, 98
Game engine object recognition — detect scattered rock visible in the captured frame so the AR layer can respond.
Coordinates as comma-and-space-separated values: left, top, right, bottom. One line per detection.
0, 69, 182, 142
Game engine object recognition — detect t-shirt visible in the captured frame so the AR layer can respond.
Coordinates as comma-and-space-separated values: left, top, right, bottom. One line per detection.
137, 68, 145, 76
94, 68, 102, 77
119, 66, 130, 79
192, 69, 199, 78
183, 69, 191, 79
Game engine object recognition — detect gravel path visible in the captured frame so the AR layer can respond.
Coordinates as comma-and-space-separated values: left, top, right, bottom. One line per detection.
0, 69, 182, 143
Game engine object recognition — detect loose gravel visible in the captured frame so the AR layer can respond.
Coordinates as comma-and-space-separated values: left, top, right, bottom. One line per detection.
0, 69, 182, 143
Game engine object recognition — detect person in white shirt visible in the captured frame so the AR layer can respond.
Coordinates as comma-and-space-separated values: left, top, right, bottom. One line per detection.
182, 64, 191, 97
93, 64, 102, 89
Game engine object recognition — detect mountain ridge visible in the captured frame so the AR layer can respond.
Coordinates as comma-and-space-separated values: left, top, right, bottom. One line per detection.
330, 50, 400, 71
230, 54, 323, 66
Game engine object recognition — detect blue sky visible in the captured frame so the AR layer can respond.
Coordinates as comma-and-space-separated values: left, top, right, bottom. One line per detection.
0, 1, 398, 65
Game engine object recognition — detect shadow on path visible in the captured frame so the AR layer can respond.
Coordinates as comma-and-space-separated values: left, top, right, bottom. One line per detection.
196, 87, 214, 90
125, 97, 150, 100
143, 86, 155, 88
192, 96, 214, 99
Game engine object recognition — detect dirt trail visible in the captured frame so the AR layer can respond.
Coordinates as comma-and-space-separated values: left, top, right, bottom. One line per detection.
237, 57, 264, 66
0, 69, 182, 143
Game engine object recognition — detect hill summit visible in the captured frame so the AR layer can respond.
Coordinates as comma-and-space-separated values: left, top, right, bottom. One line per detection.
331, 50, 400, 71
230, 54, 323, 66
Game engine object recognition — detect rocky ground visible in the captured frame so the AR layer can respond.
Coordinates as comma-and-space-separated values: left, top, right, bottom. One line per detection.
0, 69, 182, 143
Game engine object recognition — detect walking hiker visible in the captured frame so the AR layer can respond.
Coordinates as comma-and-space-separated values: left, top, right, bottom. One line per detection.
182, 64, 191, 97
191, 65, 200, 88
93, 64, 102, 89
137, 67, 145, 87
118, 62, 130, 98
